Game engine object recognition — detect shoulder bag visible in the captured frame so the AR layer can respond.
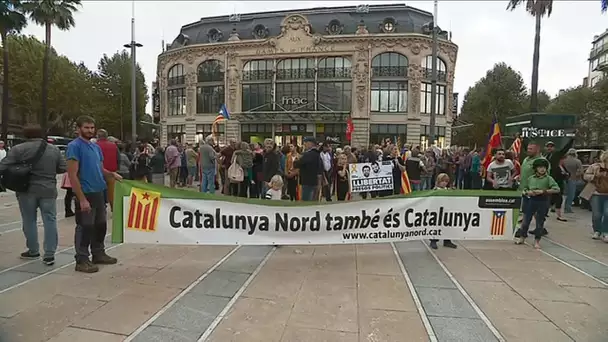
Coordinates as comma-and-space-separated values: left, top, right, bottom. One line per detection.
1, 141, 48, 192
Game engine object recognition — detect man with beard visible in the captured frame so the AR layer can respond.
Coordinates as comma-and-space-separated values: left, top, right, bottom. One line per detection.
66, 116, 122, 273
516, 141, 549, 238
486, 149, 515, 190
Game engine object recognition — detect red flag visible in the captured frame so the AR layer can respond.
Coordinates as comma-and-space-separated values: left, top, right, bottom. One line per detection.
481, 120, 502, 174
510, 137, 521, 156
346, 117, 354, 142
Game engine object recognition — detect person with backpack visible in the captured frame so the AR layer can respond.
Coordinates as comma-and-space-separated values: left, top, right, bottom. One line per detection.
130, 144, 152, 182
0, 124, 66, 265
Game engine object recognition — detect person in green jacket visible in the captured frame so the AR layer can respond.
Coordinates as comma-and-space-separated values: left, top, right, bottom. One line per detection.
515, 158, 560, 249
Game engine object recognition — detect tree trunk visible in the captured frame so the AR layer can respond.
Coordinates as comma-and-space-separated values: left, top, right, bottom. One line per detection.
40, 23, 51, 133
530, 11, 542, 113
1, 31, 9, 141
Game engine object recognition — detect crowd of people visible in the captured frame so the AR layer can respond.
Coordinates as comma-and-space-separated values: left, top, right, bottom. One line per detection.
0, 116, 606, 272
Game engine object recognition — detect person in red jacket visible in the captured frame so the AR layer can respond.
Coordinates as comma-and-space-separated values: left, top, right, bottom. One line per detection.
96, 129, 119, 210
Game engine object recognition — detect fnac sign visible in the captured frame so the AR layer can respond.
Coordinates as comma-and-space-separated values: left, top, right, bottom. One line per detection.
127, 188, 161, 232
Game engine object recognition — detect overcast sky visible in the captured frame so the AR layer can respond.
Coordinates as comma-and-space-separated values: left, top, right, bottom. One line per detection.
21, 1, 608, 114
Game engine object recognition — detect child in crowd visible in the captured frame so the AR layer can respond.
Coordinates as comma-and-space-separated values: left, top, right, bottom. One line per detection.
429, 173, 458, 250
515, 158, 560, 249
265, 175, 283, 200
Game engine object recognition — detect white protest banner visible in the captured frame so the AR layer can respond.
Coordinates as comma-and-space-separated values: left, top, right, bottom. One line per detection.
349, 161, 394, 193
115, 182, 521, 246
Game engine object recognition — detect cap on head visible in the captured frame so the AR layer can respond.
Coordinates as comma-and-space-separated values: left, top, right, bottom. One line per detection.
545, 141, 555, 147
532, 158, 549, 169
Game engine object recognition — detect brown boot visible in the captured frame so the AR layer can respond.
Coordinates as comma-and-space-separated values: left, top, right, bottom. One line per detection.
75, 260, 99, 273
92, 253, 118, 265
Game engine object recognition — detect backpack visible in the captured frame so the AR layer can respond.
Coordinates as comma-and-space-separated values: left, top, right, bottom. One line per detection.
1, 141, 47, 193
227, 153, 244, 183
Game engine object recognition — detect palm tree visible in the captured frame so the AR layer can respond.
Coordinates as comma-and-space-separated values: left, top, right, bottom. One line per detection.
23, 0, 81, 132
507, 0, 553, 113
0, 1, 27, 141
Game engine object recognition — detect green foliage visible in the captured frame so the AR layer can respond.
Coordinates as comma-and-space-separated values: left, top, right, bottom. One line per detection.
23, 0, 81, 30
546, 81, 608, 146
507, 0, 553, 17
453, 63, 529, 147
0, 1, 27, 34
0, 34, 148, 137
96, 51, 148, 140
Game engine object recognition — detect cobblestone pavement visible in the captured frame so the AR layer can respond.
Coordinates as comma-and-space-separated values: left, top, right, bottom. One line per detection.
0, 183, 606, 342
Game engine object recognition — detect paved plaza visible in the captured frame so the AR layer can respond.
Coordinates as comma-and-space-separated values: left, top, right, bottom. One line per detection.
0, 187, 606, 342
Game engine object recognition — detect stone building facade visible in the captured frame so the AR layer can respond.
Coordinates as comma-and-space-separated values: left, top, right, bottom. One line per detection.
156, 4, 458, 149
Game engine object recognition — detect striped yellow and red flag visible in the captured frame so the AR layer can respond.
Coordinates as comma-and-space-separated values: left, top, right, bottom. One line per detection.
127, 188, 161, 232
401, 171, 412, 194
510, 136, 521, 156
490, 210, 506, 236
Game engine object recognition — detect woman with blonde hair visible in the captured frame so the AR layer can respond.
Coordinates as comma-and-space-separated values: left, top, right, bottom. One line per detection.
285, 144, 300, 201
583, 150, 608, 242
335, 153, 350, 201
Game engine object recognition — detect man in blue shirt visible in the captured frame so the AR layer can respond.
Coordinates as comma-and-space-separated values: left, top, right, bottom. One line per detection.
67, 116, 122, 273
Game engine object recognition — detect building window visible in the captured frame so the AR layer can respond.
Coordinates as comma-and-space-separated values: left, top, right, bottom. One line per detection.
369, 124, 407, 146
207, 28, 223, 43
371, 82, 407, 113
253, 24, 269, 39
243, 59, 273, 81
420, 83, 446, 115
382, 18, 396, 33
422, 55, 447, 82
167, 64, 186, 116
276, 58, 315, 80
372, 52, 408, 77
326, 19, 343, 35
166, 124, 186, 143
197, 60, 224, 114
316, 123, 347, 143
317, 82, 352, 112
318, 57, 351, 78
371, 53, 408, 114
241, 123, 273, 144
242, 60, 273, 112
196, 123, 224, 143
242, 83, 272, 112
420, 125, 446, 149
275, 82, 315, 111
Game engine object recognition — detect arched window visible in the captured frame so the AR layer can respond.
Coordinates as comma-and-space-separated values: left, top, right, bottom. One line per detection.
370, 52, 408, 113
275, 58, 315, 111
196, 60, 224, 114
167, 64, 186, 116
420, 56, 447, 116
242, 60, 273, 112
317, 57, 351, 113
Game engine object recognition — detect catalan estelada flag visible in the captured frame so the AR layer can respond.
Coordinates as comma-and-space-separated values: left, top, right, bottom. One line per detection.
491, 210, 506, 236
481, 118, 502, 177
127, 188, 161, 232
509, 136, 521, 156
400, 158, 412, 195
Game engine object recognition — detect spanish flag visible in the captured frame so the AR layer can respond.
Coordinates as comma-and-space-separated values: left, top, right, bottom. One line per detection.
127, 188, 162, 232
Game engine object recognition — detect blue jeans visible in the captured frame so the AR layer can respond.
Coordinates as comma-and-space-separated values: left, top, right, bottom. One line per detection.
590, 195, 608, 234
201, 168, 216, 194
421, 176, 431, 190
17, 193, 58, 258
301, 185, 316, 201
520, 196, 550, 240
564, 180, 579, 213
411, 182, 422, 192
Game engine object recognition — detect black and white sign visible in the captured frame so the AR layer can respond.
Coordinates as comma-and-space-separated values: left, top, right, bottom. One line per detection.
349, 162, 394, 193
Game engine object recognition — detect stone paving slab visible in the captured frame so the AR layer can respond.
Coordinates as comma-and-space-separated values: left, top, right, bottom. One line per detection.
133, 246, 273, 342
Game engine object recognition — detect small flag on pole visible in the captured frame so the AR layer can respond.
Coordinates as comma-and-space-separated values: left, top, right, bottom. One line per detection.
509, 136, 521, 156
212, 104, 230, 138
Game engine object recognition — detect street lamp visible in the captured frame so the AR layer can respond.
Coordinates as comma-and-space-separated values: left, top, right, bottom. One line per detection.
124, 7, 143, 149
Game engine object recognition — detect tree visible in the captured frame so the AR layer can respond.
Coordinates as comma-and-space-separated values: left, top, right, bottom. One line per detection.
0, 34, 108, 133
545, 81, 608, 146
23, 0, 81, 132
507, 0, 553, 112
454, 63, 528, 147
0, 0, 27, 140
96, 51, 148, 140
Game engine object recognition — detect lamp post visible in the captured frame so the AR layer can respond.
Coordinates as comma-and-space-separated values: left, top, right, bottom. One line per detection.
124, 2, 143, 148
428, 0, 439, 148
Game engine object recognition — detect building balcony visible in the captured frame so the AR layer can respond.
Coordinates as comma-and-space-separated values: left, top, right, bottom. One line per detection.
589, 43, 608, 60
